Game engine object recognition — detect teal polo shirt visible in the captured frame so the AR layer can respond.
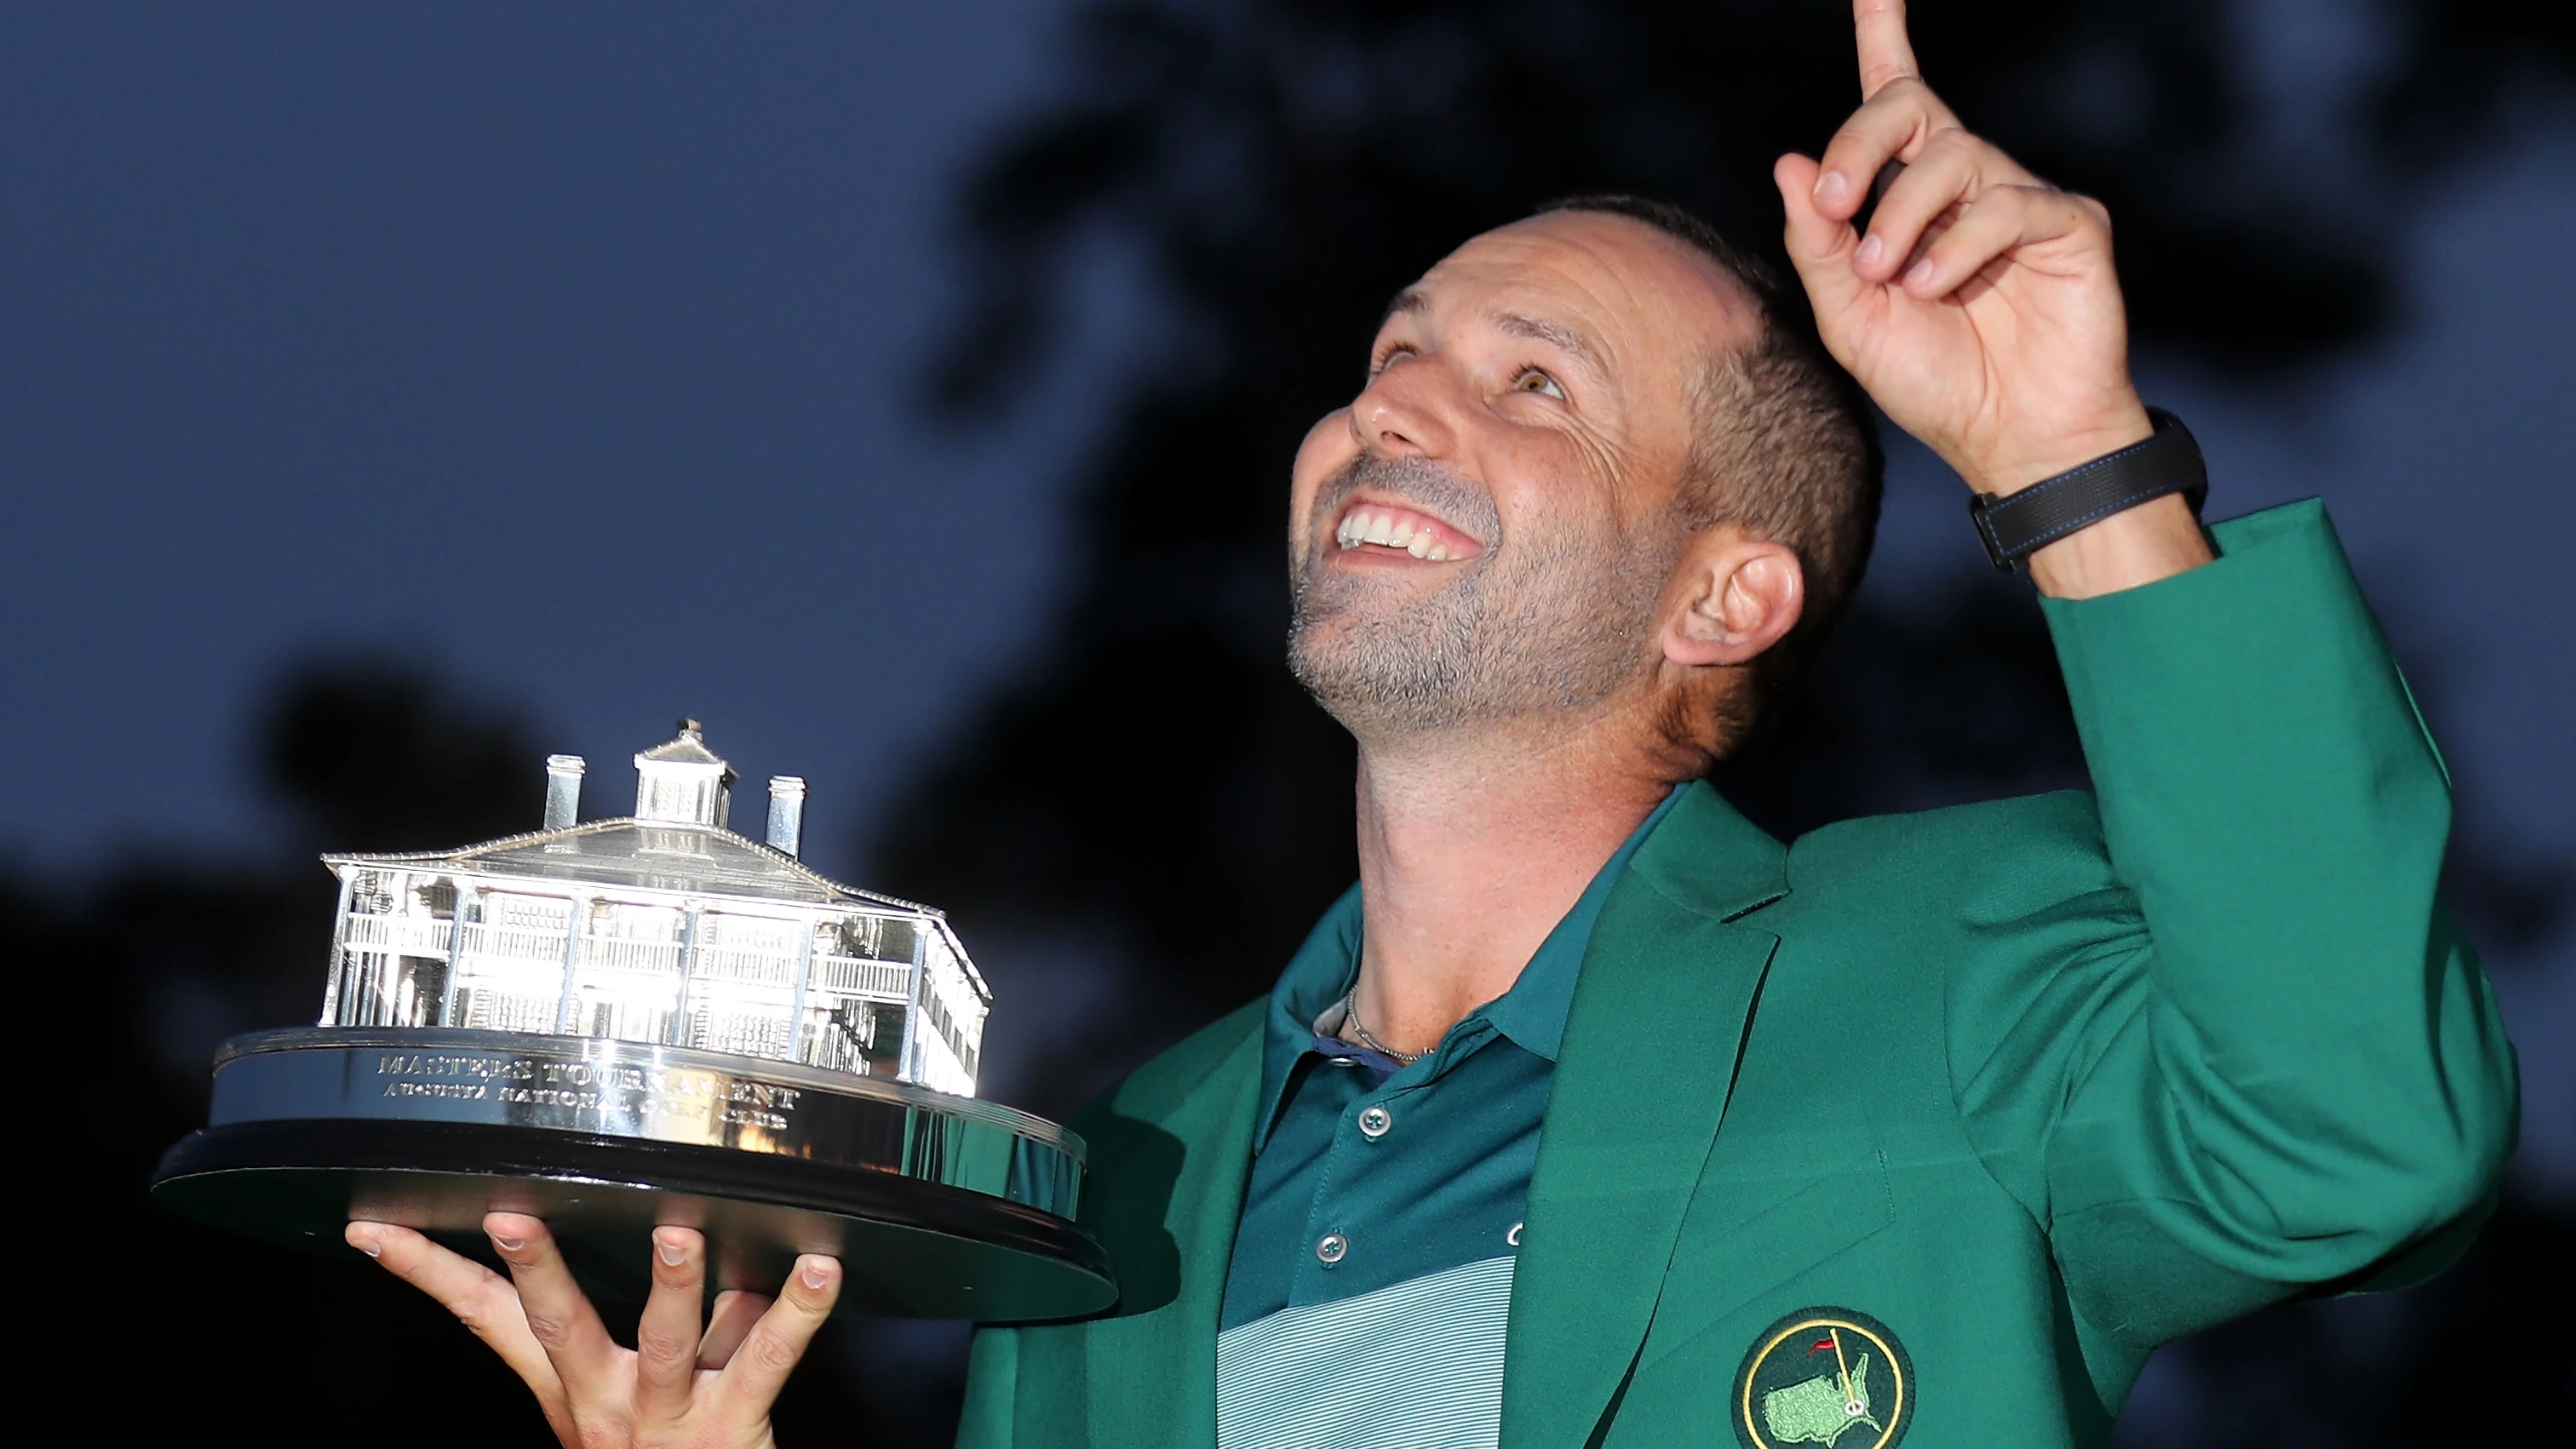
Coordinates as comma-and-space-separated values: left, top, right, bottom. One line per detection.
1215, 788, 1686, 1449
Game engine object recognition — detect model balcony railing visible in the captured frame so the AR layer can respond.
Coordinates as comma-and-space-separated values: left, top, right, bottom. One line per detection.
571, 935, 685, 976
342, 917, 945, 1001
461, 922, 580, 965
341, 912, 456, 955
691, 945, 798, 988
812, 954, 915, 999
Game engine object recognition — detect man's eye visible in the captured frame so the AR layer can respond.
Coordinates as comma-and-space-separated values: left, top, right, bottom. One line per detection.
1514, 368, 1566, 400
1370, 345, 1415, 375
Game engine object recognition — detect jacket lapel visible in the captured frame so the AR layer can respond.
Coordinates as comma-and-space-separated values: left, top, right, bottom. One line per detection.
1501, 782, 1788, 1449
1066, 1005, 1265, 1449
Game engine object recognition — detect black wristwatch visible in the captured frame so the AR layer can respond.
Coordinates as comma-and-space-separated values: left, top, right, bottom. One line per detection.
1967, 408, 2208, 571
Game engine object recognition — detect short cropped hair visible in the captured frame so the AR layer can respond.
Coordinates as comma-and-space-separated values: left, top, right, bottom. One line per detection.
1538, 195, 1885, 756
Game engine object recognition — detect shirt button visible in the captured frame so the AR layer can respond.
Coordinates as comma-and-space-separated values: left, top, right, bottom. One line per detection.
1315, 1232, 1349, 1265
1357, 1104, 1393, 1139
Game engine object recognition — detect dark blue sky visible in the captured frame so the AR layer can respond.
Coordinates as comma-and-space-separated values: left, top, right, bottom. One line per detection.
4, 4, 2568, 1188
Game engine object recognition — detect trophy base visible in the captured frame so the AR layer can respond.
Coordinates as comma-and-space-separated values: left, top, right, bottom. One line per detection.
151, 1028, 1117, 1322
154, 1119, 1114, 1320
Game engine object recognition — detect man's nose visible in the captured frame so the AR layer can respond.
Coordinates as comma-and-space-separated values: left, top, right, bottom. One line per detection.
1350, 359, 1460, 458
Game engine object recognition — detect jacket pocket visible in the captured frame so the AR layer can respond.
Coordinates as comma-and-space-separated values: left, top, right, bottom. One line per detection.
1638, 1136, 1894, 1366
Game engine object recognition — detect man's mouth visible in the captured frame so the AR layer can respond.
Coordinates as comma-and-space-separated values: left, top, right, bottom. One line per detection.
1331, 501, 1484, 562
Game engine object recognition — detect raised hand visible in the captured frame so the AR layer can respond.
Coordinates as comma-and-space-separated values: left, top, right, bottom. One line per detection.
347, 1213, 841, 1449
1775, 0, 2152, 494
1772, 1, 2209, 594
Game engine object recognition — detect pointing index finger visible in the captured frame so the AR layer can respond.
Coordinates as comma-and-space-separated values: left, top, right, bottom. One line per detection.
1855, 0, 1920, 97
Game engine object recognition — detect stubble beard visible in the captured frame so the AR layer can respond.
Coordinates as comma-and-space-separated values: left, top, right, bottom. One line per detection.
1286, 455, 1676, 741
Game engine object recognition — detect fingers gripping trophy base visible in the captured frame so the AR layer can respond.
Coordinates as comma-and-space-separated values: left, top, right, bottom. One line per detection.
150, 1028, 1117, 1322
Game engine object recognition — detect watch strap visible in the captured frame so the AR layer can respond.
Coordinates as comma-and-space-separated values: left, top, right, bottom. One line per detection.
1968, 408, 2207, 570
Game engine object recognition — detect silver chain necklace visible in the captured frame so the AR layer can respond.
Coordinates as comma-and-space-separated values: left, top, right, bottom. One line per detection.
1340, 985, 1425, 1064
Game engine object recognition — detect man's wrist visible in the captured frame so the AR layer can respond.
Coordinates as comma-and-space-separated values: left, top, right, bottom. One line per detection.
2025, 492, 2214, 598
1963, 407, 2214, 598
1969, 408, 2209, 577
1961, 404, 2156, 498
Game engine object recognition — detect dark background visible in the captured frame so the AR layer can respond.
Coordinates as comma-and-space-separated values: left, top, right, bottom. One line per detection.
7, 3, 2570, 1443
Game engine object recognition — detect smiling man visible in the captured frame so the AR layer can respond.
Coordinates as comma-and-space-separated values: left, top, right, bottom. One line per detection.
356, 5, 2516, 1447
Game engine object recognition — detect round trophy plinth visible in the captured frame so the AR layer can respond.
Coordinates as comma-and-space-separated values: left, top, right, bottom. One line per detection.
152, 1028, 1115, 1321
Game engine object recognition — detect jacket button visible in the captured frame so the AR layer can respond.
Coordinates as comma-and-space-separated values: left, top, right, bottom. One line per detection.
1357, 1105, 1392, 1139
1315, 1232, 1349, 1264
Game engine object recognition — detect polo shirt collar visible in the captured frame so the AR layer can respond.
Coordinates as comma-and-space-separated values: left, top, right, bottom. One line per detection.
1252, 785, 1690, 1152
1476, 782, 1686, 1060
1253, 887, 1363, 1153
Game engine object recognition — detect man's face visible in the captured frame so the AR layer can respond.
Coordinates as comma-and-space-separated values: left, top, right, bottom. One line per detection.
1287, 212, 1757, 738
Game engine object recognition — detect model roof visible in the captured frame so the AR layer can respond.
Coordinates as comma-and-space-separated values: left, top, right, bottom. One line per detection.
326, 816, 932, 914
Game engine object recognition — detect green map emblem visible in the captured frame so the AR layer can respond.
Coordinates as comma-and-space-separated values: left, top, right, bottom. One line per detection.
1732, 1307, 1913, 1449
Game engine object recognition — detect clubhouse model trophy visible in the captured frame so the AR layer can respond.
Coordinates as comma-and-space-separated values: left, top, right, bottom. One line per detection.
152, 722, 1114, 1320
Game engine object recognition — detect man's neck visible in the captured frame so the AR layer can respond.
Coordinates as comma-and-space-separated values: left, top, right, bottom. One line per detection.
1346, 710, 1679, 1056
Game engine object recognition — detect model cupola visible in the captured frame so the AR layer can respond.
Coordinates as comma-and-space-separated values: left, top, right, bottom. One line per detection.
634, 718, 736, 827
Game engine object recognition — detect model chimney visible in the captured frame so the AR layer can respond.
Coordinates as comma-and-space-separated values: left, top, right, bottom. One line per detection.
767, 776, 806, 857
543, 755, 585, 829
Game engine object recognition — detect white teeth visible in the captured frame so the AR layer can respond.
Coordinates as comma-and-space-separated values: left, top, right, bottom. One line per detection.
1335, 506, 1460, 558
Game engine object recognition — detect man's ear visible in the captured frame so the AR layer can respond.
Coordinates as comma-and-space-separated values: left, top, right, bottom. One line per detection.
1661, 530, 1805, 667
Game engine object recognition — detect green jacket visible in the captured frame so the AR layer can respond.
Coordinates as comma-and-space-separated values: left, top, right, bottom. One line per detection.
956, 501, 2518, 1448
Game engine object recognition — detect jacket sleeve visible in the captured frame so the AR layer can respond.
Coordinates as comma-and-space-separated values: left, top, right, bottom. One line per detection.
1950, 499, 2518, 1360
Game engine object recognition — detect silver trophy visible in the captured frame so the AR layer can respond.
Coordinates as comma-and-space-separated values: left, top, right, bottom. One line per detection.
152, 721, 1113, 1320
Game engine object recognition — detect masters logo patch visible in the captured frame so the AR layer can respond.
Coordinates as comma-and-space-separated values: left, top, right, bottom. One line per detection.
1731, 1307, 1913, 1449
